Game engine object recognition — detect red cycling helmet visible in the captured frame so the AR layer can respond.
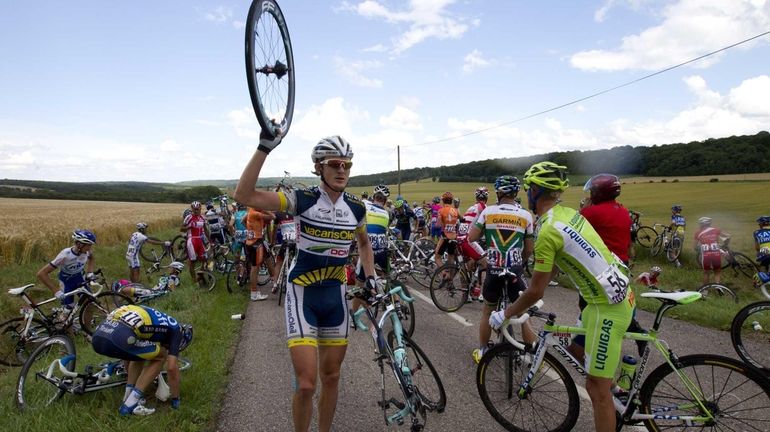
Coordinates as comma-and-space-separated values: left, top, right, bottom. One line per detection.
583, 174, 620, 203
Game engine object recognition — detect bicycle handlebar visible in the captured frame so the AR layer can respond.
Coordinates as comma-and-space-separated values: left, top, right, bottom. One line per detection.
351, 285, 414, 331
501, 299, 544, 350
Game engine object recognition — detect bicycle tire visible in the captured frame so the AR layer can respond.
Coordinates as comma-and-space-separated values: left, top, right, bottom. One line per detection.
245, 0, 295, 137
79, 292, 134, 336
196, 270, 217, 291
650, 236, 663, 257
639, 353, 770, 430
666, 236, 682, 263
429, 263, 470, 313
635, 225, 658, 248
391, 284, 416, 338
731, 252, 759, 279
277, 260, 288, 306
476, 343, 580, 432
227, 260, 247, 294
171, 235, 188, 262
401, 334, 446, 412
730, 301, 770, 373
138, 237, 164, 263
696, 283, 738, 303
0, 317, 53, 367
16, 335, 76, 411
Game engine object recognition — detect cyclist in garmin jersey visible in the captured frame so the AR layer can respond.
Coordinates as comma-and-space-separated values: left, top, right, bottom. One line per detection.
754, 216, 770, 271
126, 223, 171, 283
92, 305, 192, 415
37, 230, 97, 308
469, 176, 534, 364
235, 128, 376, 432
694, 217, 729, 284
181, 201, 209, 282
489, 162, 633, 432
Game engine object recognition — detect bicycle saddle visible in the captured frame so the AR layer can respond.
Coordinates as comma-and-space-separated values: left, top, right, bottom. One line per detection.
7, 284, 35, 296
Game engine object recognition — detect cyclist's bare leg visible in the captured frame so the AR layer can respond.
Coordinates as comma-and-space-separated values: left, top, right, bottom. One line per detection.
251, 246, 266, 293
713, 266, 721, 284
585, 375, 615, 432
479, 303, 494, 349
129, 267, 141, 283
188, 258, 196, 281
566, 343, 585, 364
290, 345, 319, 432
318, 344, 347, 432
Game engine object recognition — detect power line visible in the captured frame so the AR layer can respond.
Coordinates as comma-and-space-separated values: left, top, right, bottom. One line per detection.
405, 30, 770, 148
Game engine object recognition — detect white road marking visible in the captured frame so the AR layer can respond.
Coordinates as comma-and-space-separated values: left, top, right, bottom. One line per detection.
409, 288, 474, 327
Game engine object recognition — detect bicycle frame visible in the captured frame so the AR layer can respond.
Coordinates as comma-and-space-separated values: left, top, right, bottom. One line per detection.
14, 282, 105, 335
502, 296, 716, 424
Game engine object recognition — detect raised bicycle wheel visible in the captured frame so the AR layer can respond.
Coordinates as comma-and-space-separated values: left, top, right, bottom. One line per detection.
650, 236, 663, 258
730, 301, 770, 373
196, 270, 217, 291
0, 317, 52, 367
696, 283, 738, 303
79, 292, 134, 335
401, 334, 446, 412
245, 0, 295, 137
138, 237, 167, 264
639, 354, 770, 430
171, 235, 188, 262
476, 343, 580, 432
635, 225, 658, 248
666, 236, 682, 263
731, 252, 759, 279
429, 263, 470, 313
16, 335, 76, 411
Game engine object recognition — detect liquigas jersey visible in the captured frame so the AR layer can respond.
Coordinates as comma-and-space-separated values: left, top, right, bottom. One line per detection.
277, 186, 366, 288
533, 205, 629, 305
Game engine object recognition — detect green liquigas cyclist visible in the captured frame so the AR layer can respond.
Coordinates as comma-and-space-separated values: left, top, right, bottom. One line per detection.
488, 161, 633, 432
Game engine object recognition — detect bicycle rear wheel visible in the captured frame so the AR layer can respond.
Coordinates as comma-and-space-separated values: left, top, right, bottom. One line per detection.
79, 292, 134, 335
196, 270, 217, 291
0, 317, 52, 367
171, 235, 188, 262
138, 237, 165, 263
730, 301, 770, 373
635, 226, 658, 248
401, 334, 445, 412
666, 236, 682, 262
731, 252, 759, 279
429, 264, 469, 313
650, 236, 663, 257
16, 335, 76, 411
476, 343, 579, 432
696, 283, 738, 303
639, 354, 770, 430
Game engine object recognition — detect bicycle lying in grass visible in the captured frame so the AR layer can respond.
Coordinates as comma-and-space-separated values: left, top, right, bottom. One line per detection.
349, 270, 444, 431
476, 291, 770, 431
0, 270, 133, 366
731, 299, 770, 375
15, 334, 191, 411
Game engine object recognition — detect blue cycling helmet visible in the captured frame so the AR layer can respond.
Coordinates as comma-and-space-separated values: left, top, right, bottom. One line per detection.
179, 324, 193, 352
671, 205, 682, 212
72, 229, 97, 244
494, 175, 520, 195
757, 216, 770, 226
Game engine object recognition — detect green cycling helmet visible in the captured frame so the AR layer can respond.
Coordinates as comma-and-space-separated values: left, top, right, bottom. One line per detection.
394, 199, 405, 209
523, 161, 570, 192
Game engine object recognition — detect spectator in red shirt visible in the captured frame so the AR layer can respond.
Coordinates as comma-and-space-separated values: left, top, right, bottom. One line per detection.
694, 217, 729, 284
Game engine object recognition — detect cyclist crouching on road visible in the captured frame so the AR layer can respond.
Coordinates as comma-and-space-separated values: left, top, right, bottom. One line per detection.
91, 305, 192, 415
234, 129, 376, 432
488, 162, 633, 432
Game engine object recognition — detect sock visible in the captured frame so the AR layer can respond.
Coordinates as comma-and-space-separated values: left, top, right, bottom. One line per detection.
123, 388, 144, 408
124, 384, 135, 402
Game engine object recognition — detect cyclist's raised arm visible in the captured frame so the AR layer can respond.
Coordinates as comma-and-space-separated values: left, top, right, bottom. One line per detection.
234, 131, 285, 212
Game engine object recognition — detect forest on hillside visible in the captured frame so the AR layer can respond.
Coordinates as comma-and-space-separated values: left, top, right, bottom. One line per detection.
348, 131, 770, 186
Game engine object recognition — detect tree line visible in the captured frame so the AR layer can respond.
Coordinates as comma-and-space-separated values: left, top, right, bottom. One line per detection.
347, 131, 770, 186
0, 181, 222, 204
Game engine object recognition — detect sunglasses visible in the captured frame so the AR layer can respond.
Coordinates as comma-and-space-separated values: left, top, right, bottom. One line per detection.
320, 159, 353, 170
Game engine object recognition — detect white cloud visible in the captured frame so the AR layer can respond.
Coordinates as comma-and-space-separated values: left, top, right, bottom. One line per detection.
232, 20, 245, 30
380, 106, 423, 130
462, 49, 493, 74
227, 107, 261, 139
160, 139, 181, 152
344, 0, 476, 54
333, 57, 383, 88
727, 75, 770, 116
571, 0, 770, 71
202, 6, 232, 23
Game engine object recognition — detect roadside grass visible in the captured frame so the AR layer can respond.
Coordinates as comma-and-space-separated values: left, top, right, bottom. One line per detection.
0, 228, 248, 432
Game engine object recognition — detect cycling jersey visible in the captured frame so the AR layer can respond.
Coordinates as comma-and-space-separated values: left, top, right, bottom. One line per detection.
580, 201, 632, 263
474, 203, 533, 269
754, 228, 770, 258
458, 201, 486, 241
437, 205, 460, 240
183, 214, 206, 239
694, 226, 722, 270
636, 272, 658, 287
365, 201, 390, 254
414, 206, 425, 220
126, 232, 148, 259
93, 305, 184, 359
245, 208, 268, 245
671, 214, 686, 234
51, 247, 91, 282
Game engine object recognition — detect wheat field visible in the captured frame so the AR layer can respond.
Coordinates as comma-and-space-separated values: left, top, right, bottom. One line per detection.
0, 198, 184, 266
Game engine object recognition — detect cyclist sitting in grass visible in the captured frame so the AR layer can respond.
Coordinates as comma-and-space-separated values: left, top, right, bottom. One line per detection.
754, 216, 770, 271
37, 230, 97, 312
126, 222, 171, 283
636, 266, 662, 288
92, 305, 192, 416
694, 217, 729, 284
489, 162, 633, 432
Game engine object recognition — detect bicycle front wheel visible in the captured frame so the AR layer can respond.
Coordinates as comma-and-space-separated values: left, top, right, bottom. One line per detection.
650, 236, 663, 257
0, 317, 52, 367
429, 264, 470, 313
731, 252, 759, 279
401, 334, 445, 412
639, 354, 770, 430
138, 237, 164, 263
16, 335, 76, 411
667, 236, 682, 262
171, 235, 188, 262
476, 343, 579, 432
227, 260, 248, 294
696, 283, 738, 303
79, 292, 134, 335
635, 225, 658, 248
196, 270, 217, 291
730, 301, 770, 373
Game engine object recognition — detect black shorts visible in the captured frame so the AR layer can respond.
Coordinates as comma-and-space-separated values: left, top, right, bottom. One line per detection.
482, 271, 526, 306
356, 251, 389, 281
436, 238, 457, 256
244, 242, 267, 266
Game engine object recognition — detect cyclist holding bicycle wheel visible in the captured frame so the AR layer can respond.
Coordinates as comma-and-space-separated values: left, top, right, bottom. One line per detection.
489, 162, 633, 432
468, 176, 534, 364
91, 305, 192, 415
126, 223, 171, 283
234, 130, 376, 432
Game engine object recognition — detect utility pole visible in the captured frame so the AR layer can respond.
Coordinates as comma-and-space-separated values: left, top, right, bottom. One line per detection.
397, 145, 401, 196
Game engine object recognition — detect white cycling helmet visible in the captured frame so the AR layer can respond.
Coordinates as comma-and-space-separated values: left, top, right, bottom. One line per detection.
136, 222, 148, 231
166, 261, 185, 271
373, 184, 390, 198
311, 136, 353, 163
698, 216, 712, 225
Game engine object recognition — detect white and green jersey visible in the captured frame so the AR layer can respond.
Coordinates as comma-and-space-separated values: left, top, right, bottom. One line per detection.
533, 205, 629, 305
474, 203, 533, 268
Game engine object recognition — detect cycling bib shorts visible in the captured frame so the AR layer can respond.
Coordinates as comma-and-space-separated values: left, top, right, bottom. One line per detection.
284, 281, 349, 348
582, 295, 633, 379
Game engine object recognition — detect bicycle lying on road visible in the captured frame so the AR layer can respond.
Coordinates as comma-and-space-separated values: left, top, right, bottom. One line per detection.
0, 270, 133, 367
476, 291, 770, 431
15, 334, 191, 411
349, 271, 445, 431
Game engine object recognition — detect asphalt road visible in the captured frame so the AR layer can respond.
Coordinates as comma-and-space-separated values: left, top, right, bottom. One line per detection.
215, 281, 752, 432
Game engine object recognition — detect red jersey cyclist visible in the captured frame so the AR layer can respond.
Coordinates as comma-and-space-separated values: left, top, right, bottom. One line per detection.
181, 201, 210, 282
693, 217, 729, 284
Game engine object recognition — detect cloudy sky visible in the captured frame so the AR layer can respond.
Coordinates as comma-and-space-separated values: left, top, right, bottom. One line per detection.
1, 0, 769, 183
